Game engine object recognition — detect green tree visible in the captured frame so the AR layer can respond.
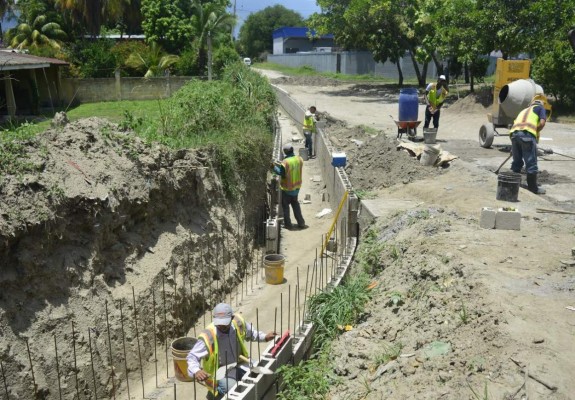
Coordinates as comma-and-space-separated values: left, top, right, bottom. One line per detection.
125, 41, 179, 77
238, 5, 303, 59
141, 0, 193, 53
6, 14, 67, 51
190, 0, 235, 80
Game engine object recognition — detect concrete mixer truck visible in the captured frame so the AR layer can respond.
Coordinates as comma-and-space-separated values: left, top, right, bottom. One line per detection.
478, 58, 552, 148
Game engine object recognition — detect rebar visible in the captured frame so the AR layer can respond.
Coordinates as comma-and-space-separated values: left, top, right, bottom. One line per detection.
132, 287, 145, 398
303, 265, 310, 324
71, 321, 80, 399
293, 285, 297, 334
87, 329, 98, 400
163, 273, 169, 378
173, 262, 178, 336
53, 335, 63, 400
152, 290, 158, 388
174, 382, 177, 399
25, 339, 37, 398
287, 284, 291, 331
256, 308, 261, 359
193, 377, 197, 400
296, 268, 301, 333
105, 300, 116, 399
119, 299, 131, 400
250, 257, 254, 292
1, 360, 8, 400
280, 293, 283, 334
273, 308, 278, 346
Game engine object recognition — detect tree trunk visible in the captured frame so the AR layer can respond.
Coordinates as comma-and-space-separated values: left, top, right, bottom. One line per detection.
396, 61, 404, 86
401, 39, 424, 87
421, 61, 429, 85
207, 32, 213, 81
430, 52, 442, 76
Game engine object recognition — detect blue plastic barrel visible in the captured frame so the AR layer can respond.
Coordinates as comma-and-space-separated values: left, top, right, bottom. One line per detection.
398, 88, 419, 121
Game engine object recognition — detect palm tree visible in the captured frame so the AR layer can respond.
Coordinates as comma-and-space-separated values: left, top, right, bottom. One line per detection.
191, 0, 235, 80
6, 14, 67, 51
54, 0, 127, 36
125, 41, 179, 78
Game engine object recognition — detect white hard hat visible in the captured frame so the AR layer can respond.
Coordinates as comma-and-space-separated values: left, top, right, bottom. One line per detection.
305, 110, 312, 117
282, 143, 294, 154
439, 75, 446, 80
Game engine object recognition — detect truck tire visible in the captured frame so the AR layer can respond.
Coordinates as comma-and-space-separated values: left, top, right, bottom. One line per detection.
479, 123, 495, 148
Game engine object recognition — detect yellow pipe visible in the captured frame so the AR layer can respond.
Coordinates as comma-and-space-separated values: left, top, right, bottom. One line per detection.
321, 190, 348, 255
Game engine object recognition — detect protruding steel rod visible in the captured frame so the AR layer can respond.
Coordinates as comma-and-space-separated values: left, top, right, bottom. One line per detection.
293, 285, 297, 334
273, 307, 278, 346
256, 308, 261, 359
105, 300, 116, 399
87, 329, 98, 400
174, 382, 177, 399
297, 285, 302, 333
1, 360, 9, 399
71, 321, 80, 399
280, 293, 283, 335
132, 287, 145, 398
173, 263, 179, 337
315, 249, 319, 295
163, 273, 169, 378
296, 268, 301, 332
25, 339, 37, 398
250, 257, 254, 292
53, 335, 63, 400
152, 290, 158, 388
303, 265, 310, 323
119, 299, 131, 400
193, 377, 197, 400
287, 284, 291, 331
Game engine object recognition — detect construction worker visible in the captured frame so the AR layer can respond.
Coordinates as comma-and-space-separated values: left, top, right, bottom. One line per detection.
187, 303, 276, 399
302, 106, 318, 158
509, 96, 547, 194
423, 75, 449, 129
272, 144, 307, 230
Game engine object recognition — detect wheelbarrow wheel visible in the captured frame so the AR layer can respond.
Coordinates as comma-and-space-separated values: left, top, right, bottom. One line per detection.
479, 123, 495, 148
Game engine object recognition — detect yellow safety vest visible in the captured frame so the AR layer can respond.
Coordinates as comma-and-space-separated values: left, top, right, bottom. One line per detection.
197, 314, 249, 395
509, 106, 540, 140
280, 155, 303, 191
427, 83, 448, 108
303, 114, 316, 132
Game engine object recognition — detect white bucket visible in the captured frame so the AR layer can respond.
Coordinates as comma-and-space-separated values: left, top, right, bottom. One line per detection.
423, 128, 437, 144
299, 147, 309, 161
420, 145, 441, 166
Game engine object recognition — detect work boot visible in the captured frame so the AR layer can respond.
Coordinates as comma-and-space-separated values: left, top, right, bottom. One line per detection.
526, 173, 546, 194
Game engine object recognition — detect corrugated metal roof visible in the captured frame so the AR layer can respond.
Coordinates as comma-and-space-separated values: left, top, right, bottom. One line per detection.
272, 27, 334, 40
0, 50, 69, 71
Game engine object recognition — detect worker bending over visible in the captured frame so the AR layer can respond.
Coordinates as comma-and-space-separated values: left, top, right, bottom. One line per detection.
509, 96, 547, 194
423, 75, 449, 129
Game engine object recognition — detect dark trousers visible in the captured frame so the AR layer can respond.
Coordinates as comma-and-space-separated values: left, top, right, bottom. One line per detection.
511, 131, 538, 174
303, 130, 313, 157
282, 191, 305, 227
424, 107, 440, 129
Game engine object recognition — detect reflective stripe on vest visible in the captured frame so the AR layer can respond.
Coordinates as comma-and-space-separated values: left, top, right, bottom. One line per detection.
303, 115, 316, 132
509, 106, 539, 137
280, 156, 303, 191
428, 83, 447, 107
198, 315, 249, 394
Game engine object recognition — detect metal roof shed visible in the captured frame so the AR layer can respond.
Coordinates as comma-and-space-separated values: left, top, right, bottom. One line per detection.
0, 51, 69, 118
272, 27, 334, 55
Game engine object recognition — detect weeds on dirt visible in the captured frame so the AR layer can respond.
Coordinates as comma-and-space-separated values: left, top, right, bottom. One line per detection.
0, 123, 39, 178
467, 379, 490, 400
458, 300, 470, 325
374, 342, 404, 366
279, 273, 371, 399
277, 351, 334, 400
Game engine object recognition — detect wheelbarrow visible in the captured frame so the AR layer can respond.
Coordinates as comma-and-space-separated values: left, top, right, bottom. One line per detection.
392, 119, 422, 140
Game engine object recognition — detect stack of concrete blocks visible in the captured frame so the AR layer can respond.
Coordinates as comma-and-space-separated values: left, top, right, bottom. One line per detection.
265, 219, 279, 255
480, 207, 521, 230
224, 337, 293, 400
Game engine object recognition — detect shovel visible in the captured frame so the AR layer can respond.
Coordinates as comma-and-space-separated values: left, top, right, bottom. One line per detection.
494, 153, 512, 174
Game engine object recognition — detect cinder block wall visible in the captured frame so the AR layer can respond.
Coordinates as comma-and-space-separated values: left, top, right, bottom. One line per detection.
60, 76, 192, 104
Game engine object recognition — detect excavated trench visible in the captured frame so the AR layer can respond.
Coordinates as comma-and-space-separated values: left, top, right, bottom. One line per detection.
0, 117, 271, 399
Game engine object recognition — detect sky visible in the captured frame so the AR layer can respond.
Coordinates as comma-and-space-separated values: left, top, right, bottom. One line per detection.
230, 0, 321, 35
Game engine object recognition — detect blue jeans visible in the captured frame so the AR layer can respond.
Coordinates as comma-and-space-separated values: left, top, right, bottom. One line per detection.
303, 130, 313, 157
210, 367, 246, 398
510, 131, 538, 174
282, 191, 305, 227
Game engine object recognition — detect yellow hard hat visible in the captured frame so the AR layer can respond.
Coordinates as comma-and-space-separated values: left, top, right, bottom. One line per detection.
530, 94, 546, 106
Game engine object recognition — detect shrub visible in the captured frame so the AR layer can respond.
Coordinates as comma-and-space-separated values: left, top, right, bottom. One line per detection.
111, 41, 150, 77
212, 45, 241, 78
67, 39, 118, 78
174, 46, 201, 76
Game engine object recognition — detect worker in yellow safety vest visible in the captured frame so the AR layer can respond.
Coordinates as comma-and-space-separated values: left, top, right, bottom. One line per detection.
272, 143, 308, 230
508, 97, 548, 194
302, 106, 318, 158
187, 303, 276, 399
423, 75, 449, 129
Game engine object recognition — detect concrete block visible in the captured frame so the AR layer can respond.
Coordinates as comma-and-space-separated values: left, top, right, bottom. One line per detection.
480, 207, 496, 229
226, 381, 255, 400
495, 208, 521, 230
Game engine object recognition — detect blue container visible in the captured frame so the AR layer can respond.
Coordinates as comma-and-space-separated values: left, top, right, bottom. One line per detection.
398, 88, 419, 122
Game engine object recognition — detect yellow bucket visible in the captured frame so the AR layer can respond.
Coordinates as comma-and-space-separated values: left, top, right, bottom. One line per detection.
264, 254, 285, 285
171, 337, 197, 382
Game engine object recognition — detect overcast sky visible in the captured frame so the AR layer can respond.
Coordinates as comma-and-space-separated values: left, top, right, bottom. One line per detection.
230, 0, 321, 35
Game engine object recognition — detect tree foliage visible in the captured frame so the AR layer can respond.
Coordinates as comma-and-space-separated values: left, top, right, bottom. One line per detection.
238, 5, 303, 59
140, 0, 193, 53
